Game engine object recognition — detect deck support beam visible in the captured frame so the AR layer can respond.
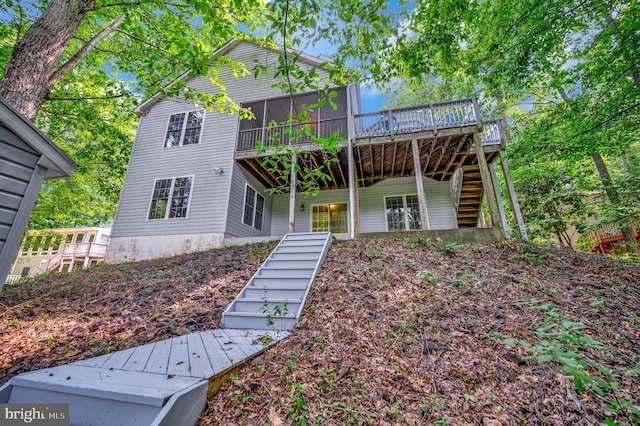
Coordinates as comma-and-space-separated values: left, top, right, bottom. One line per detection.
499, 151, 528, 240
348, 140, 358, 238
489, 162, 510, 236
288, 155, 297, 234
411, 139, 430, 230
472, 133, 501, 229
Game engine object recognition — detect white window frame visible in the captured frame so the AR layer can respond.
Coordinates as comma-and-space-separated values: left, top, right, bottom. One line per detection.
310, 203, 349, 234
384, 195, 422, 231
147, 176, 194, 220
242, 184, 264, 231
163, 110, 206, 148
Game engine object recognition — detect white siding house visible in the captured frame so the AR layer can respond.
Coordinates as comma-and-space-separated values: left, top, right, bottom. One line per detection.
107, 40, 523, 263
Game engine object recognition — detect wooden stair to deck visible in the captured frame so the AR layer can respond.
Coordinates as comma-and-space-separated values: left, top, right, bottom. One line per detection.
221, 232, 333, 331
457, 165, 484, 227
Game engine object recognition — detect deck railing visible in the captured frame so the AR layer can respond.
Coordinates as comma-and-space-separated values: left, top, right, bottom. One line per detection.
61, 242, 108, 257
235, 98, 507, 152
480, 120, 505, 147
236, 117, 347, 151
353, 98, 480, 139
5, 275, 21, 284
37, 243, 108, 274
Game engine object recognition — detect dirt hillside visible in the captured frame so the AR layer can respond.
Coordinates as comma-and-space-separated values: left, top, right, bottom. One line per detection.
1, 237, 639, 425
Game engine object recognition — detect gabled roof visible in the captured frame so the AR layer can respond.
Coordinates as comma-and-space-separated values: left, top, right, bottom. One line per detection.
133, 38, 332, 116
0, 97, 76, 179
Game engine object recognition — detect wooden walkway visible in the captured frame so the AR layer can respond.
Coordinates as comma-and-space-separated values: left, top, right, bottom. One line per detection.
3, 328, 288, 426
72, 328, 285, 378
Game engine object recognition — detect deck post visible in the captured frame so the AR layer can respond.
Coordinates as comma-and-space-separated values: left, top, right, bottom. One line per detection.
347, 88, 357, 239
489, 162, 510, 236
411, 139, 430, 230
347, 140, 358, 239
288, 154, 297, 234
499, 151, 528, 240
472, 133, 501, 230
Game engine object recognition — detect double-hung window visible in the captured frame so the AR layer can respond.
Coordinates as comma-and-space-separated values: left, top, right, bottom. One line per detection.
385, 195, 422, 231
164, 110, 205, 147
242, 185, 264, 231
148, 176, 193, 219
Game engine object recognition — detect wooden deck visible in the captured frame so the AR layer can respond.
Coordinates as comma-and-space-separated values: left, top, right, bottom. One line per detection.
234, 99, 504, 192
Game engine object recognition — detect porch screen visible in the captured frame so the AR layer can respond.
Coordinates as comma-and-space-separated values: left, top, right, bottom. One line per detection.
312, 203, 348, 233
385, 195, 422, 231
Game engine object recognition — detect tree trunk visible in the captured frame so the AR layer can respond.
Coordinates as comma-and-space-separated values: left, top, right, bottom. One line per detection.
592, 152, 639, 253
0, 0, 95, 120
557, 89, 638, 253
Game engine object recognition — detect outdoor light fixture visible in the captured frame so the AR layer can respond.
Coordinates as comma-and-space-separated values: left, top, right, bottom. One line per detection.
300, 203, 305, 212
213, 167, 224, 174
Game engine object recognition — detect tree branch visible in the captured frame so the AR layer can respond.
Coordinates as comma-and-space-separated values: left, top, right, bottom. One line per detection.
46, 93, 127, 101
114, 28, 170, 53
94, 1, 191, 10
568, 100, 640, 140
479, 0, 592, 67
48, 14, 126, 90
72, 35, 121, 55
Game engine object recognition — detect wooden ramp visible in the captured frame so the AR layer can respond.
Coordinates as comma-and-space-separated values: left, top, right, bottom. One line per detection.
0, 329, 288, 426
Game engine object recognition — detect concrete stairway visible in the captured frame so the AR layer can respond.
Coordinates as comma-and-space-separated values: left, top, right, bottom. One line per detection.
221, 232, 333, 331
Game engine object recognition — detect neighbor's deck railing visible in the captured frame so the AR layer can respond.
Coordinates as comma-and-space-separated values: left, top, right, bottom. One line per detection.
37, 243, 108, 274
353, 98, 481, 139
61, 242, 108, 258
590, 217, 640, 254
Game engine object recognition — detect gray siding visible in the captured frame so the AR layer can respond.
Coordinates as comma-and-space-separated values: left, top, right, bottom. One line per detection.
270, 178, 458, 233
271, 189, 350, 235
425, 181, 458, 230
0, 125, 39, 248
225, 163, 272, 237
111, 41, 330, 238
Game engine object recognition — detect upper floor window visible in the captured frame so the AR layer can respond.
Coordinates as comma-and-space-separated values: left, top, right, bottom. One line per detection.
164, 110, 205, 148
242, 185, 264, 231
148, 176, 193, 219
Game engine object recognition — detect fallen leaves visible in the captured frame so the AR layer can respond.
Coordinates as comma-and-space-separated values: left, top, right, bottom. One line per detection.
1, 237, 639, 425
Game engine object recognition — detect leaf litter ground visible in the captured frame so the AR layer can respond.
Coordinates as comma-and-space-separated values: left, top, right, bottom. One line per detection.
1, 237, 639, 425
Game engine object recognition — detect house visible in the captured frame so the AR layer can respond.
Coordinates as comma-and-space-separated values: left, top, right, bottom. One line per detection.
6, 227, 111, 283
0, 97, 77, 289
106, 40, 526, 263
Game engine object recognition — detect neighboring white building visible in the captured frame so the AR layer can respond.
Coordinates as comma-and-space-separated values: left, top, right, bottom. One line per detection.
6, 227, 111, 283
106, 39, 523, 263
